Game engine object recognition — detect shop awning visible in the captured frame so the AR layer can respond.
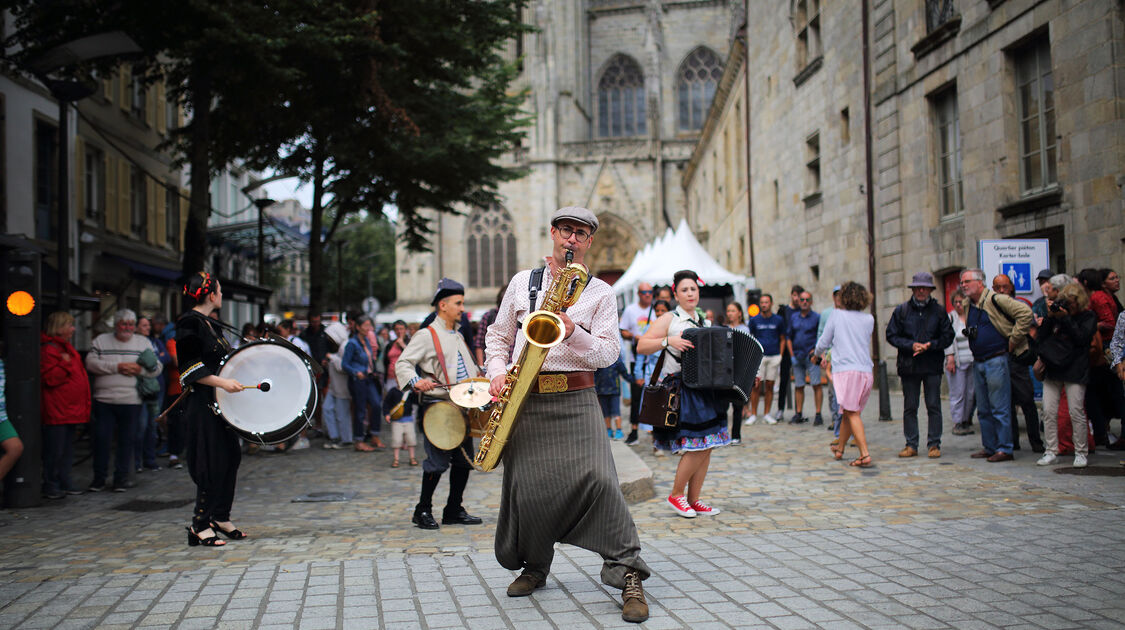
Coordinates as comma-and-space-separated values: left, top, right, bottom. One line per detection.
106, 254, 182, 284
219, 276, 273, 306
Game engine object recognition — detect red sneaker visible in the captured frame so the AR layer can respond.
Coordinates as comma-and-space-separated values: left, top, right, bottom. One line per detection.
689, 500, 720, 515
667, 494, 697, 518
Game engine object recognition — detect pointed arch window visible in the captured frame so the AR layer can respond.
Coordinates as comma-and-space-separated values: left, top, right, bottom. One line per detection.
677, 47, 724, 131
598, 54, 646, 138
467, 204, 518, 288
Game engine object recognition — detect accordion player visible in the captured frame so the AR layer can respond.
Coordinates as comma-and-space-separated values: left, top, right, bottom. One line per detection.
680, 327, 764, 404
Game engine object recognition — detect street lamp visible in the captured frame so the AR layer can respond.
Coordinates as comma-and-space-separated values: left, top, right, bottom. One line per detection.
27, 31, 141, 308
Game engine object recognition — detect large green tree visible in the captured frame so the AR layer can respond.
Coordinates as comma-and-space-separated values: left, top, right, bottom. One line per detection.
4, 0, 530, 315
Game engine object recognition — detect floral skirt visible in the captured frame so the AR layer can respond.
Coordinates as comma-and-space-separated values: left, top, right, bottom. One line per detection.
651, 375, 730, 453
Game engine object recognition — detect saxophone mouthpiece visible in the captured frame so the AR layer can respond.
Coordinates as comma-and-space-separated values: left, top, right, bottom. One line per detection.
565, 250, 574, 264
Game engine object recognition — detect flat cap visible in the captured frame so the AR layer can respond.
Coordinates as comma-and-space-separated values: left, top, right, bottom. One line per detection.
551, 206, 599, 232
1036, 268, 1054, 282
431, 277, 465, 306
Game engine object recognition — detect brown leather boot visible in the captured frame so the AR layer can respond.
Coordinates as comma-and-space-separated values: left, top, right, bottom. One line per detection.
506, 572, 545, 597
621, 570, 648, 623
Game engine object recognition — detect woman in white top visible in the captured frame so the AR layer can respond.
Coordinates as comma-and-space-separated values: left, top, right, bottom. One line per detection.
814, 282, 875, 467
944, 289, 975, 435
638, 270, 731, 518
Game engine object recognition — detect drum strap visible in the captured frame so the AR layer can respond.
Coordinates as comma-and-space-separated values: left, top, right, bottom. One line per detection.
427, 326, 453, 385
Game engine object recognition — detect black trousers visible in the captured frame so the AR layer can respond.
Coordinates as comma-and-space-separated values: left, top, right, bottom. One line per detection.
186, 391, 242, 531
777, 349, 792, 413
902, 373, 943, 449
1008, 358, 1042, 449
628, 362, 642, 428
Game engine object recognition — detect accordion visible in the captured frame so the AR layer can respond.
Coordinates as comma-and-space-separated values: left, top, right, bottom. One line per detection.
681, 327, 765, 404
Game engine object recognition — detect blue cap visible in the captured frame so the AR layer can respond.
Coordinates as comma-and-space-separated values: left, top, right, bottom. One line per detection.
431, 278, 465, 306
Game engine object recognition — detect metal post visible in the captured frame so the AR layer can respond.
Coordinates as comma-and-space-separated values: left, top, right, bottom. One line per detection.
877, 360, 892, 421
56, 100, 69, 308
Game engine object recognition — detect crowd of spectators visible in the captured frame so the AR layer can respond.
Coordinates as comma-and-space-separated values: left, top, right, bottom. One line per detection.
0, 264, 1121, 502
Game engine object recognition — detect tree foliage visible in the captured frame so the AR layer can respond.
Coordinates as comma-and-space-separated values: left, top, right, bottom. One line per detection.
3, 0, 530, 314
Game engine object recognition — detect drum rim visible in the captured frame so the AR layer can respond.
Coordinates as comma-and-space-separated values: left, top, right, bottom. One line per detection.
213, 338, 318, 444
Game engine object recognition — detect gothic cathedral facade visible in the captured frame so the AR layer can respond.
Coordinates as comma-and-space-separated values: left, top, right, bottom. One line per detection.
394, 0, 740, 315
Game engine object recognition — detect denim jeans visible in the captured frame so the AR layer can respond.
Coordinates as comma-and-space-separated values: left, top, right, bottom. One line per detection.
828, 381, 842, 436
92, 401, 140, 485
42, 424, 77, 493
973, 355, 1013, 455
323, 394, 354, 444
350, 375, 383, 440
902, 373, 943, 449
134, 401, 159, 469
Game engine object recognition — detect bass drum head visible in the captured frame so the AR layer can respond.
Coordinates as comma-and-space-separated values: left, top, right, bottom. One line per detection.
423, 402, 467, 451
214, 340, 316, 444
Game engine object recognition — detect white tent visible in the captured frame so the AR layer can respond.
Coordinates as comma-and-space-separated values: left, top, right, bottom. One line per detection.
612, 219, 753, 303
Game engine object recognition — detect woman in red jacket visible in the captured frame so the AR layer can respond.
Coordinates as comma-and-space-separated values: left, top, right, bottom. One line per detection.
41, 311, 91, 499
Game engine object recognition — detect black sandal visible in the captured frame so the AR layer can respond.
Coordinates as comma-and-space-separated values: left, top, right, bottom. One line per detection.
210, 520, 248, 540
187, 526, 227, 546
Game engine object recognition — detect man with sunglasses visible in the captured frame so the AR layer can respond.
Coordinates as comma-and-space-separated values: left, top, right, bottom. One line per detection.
620, 283, 655, 445
485, 207, 651, 623
785, 291, 823, 425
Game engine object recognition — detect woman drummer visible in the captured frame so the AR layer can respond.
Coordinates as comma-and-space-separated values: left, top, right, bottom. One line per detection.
177, 272, 247, 547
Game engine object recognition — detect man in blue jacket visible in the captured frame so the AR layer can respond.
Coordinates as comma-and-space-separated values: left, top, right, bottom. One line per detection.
886, 272, 955, 458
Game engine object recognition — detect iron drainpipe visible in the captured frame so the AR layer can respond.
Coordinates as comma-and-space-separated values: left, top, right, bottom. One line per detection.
861, 0, 891, 420
741, 9, 754, 278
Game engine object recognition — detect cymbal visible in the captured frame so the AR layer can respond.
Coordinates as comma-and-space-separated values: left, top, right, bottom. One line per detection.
448, 378, 492, 408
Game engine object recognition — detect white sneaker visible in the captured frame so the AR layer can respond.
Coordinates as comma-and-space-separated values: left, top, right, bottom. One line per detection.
668, 494, 697, 518
764, 414, 778, 425
653, 448, 666, 457
292, 437, 311, 450
1073, 453, 1087, 468
744, 414, 758, 425
1036, 452, 1058, 466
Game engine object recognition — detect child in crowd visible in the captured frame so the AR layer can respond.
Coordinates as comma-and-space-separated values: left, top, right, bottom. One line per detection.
383, 387, 417, 467
595, 356, 631, 440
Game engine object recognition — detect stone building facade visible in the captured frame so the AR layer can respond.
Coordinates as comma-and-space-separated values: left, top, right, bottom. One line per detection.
686, 0, 1124, 364
394, 0, 741, 315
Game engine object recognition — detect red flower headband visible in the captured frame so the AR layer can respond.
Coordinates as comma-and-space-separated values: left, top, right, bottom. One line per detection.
183, 271, 214, 301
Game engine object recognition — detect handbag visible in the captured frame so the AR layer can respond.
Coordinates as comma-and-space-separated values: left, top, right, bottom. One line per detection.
638, 350, 680, 430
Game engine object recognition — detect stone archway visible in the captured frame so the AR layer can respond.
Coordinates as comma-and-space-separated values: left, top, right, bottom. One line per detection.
585, 212, 641, 286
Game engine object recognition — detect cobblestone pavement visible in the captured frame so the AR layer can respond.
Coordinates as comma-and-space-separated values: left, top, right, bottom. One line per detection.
0, 396, 1123, 628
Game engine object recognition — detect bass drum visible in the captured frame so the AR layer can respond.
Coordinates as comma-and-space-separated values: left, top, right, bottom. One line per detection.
467, 404, 493, 439
212, 339, 317, 444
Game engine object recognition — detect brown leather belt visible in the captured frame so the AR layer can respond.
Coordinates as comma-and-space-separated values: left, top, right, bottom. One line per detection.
531, 371, 594, 394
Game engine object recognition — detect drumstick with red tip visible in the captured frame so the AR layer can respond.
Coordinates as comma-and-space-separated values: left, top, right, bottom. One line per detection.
241, 382, 272, 392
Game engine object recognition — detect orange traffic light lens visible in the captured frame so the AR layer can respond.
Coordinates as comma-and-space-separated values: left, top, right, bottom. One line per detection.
748, 304, 760, 317
7, 290, 35, 316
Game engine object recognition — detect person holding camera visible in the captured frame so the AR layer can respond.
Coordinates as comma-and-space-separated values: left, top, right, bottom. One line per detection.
886, 272, 955, 459
1035, 283, 1098, 468
958, 268, 1033, 462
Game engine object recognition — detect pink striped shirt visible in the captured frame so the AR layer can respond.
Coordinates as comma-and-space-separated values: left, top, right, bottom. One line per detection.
485, 258, 622, 380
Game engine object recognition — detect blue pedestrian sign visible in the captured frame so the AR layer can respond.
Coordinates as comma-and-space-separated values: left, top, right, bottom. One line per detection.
1002, 262, 1033, 292
978, 239, 1050, 299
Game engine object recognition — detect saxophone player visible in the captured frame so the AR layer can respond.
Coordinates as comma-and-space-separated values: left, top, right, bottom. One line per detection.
396, 278, 484, 530
485, 207, 651, 624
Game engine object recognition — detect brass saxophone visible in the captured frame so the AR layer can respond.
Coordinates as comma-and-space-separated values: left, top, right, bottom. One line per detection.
474, 251, 590, 471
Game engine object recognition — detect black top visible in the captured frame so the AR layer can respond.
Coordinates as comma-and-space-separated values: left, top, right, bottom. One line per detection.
886, 297, 955, 375
175, 310, 232, 390
1037, 310, 1097, 385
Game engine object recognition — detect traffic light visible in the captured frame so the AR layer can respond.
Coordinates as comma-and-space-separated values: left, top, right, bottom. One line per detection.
2, 247, 42, 507
745, 289, 762, 318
